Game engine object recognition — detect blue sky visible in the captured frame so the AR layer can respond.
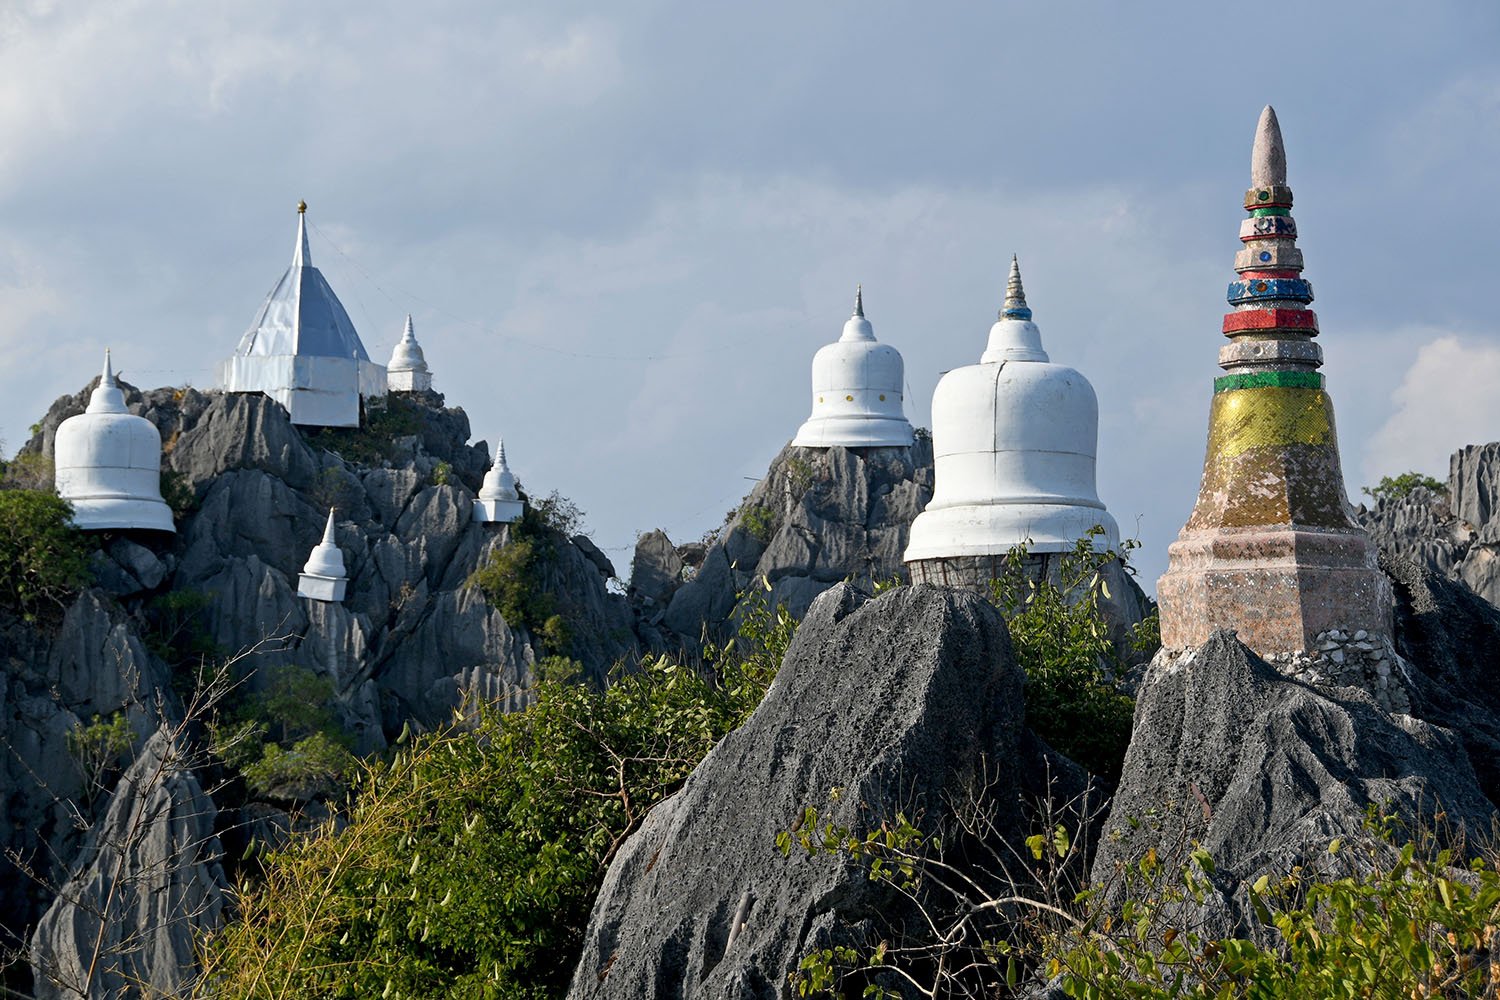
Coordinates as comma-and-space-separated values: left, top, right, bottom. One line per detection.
2, 1, 1497, 591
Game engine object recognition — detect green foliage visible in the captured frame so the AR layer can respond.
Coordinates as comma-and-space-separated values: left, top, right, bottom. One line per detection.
531, 489, 587, 536
2, 451, 55, 490
0, 490, 92, 621
212, 665, 357, 802
742, 504, 777, 543
160, 467, 199, 519
203, 593, 797, 998
302, 394, 426, 466
468, 535, 555, 637
1363, 470, 1447, 502
988, 531, 1137, 784
66, 711, 136, 801
431, 460, 453, 486
143, 589, 222, 696
1056, 831, 1500, 999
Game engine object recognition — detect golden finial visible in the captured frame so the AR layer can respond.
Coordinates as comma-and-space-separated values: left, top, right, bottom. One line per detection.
297, 200, 307, 215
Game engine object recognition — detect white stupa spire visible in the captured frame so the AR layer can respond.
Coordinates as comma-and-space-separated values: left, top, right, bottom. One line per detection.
386, 314, 433, 392
293, 200, 311, 268
791, 285, 914, 449
297, 508, 349, 601
54, 349, 175, 533
474, 438, 524, 523
905, 256, 1117, 570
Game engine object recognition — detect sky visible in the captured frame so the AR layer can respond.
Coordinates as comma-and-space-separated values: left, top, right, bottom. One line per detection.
1, 1, 1498, 593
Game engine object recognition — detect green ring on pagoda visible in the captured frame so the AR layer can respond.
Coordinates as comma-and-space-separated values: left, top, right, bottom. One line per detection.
1213, 371, 1324, 393
1250, 206, 1291, 217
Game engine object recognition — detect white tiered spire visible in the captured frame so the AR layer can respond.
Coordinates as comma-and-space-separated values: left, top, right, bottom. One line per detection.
297, 508, 349, 602
386, 314, 433, 392
474, 439, 524, 524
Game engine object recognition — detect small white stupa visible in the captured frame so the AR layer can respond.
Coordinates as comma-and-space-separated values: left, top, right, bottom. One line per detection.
791, 286, 915, 449
218, 201, 386, 428
297, 509, 349, 602
54, 350, 175, 533
386, 315, 432, 393
473, 440, 524, 524
904, 258, 1118, 577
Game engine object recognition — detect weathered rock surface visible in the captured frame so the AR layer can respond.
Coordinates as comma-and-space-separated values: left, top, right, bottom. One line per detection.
654, 438, 934, 647
569, 584, 1046, 999
1092, 629, 1497, 934
29, 726, 226, 1000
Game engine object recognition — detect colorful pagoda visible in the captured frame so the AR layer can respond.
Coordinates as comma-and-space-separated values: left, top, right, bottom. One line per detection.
1156, 106, 1391, 653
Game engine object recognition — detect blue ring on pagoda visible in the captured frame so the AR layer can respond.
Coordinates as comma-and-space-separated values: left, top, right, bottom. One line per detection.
1227, 278, 1314, 306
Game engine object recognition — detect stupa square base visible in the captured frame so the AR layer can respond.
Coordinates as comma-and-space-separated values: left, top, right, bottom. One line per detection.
474, 498, 524, 524
1157, 526, 1392, 654
297, 573, 348, 603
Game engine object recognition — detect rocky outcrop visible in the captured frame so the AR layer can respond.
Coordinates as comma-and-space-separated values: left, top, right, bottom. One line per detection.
569, 583, 1067, 999
1092, 627, 1497, 936
29, 726, 226, 1000
644, 438, 933, 648
1356, 443, 1500, 608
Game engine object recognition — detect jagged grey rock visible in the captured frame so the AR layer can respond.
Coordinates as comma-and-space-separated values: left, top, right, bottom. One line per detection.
662, 439, 934, 644
568, 584, 1035, 1000
1092, 631, 1496, 935
630, 529, 685, 605
29, 726, 226, 1000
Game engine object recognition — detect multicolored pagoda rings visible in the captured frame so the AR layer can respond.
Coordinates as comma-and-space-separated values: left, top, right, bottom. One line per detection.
1156, 106, 1392, 654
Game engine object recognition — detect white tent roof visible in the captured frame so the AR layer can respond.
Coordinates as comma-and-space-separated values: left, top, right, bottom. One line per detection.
234, 204, 371, 361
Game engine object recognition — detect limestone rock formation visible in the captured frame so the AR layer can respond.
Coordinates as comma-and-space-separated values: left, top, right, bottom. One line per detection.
568, 583, 1057, 999
29, 726, 226, 1000
652, 438, 934, 646
1093, 618, 1498, 936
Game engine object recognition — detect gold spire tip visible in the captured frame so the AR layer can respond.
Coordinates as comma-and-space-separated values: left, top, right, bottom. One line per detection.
297, 200, 307, 215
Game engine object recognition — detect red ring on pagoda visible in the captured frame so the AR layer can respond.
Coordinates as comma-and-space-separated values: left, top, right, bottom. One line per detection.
1222, 309, 1319, 334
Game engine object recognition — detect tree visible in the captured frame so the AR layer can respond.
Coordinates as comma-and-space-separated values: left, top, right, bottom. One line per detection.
0, 490, 92, 621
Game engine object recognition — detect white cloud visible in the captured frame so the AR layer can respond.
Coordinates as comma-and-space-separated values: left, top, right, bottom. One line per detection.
1363, 334, 1500, 485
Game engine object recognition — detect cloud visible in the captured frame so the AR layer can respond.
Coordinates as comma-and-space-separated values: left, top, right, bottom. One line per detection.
1363, 334, 1500, 485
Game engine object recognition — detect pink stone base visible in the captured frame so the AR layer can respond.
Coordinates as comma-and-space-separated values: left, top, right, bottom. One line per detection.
1157, 526, 1392, 654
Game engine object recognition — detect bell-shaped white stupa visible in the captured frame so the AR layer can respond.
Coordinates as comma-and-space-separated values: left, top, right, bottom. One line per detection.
386, 315, 433, 392
904, 258, 1118, 576
218, 201, 387, 428
474, 439, 524, 524
297, 509, 349, 602
54, 350, 175, 533
791, 287, 915, 449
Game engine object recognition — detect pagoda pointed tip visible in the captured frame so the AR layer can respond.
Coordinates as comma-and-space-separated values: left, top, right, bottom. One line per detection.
297, 199, 307, 214
853, 284, 864, 317
101, 348, 115, 385
293, 202, 312, 267
1001, 255, 1031, 320
1251, 105, 1287, 187
323, 508, 338, 541
403, 314, 415, 339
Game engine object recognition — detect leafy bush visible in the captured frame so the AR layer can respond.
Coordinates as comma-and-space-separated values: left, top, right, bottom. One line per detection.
988, 533, 1138, 784
1363, 471, 1447, 502
2, 451, 55, 490
531, 489, 587, 536
1056, 828, 1500, 999
468, 535, 554, 634
160, 467, 199, 519
203, 588, 797, 998
240, 731, 358, 801
210, 665, 357, 803
0, 490, 92, 621
742, 504, 777, 543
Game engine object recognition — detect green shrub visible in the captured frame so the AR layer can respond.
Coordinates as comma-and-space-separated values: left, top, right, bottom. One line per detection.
988, 533, 1137, 784
0, 490, 92, 621
160, 467, 199, 519
742, 504, 777, 543
468, 535, 554, 634
202, 592, 797, 998
241, 731, 358, 801
431, 460, 453, 486
1056, 830, 1500, 999
1363, 471, 1447, 502
2, 451, 55, 490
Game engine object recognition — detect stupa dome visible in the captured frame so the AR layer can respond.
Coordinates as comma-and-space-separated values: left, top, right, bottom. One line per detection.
904, 258, 1118, 566
218, 201, 387, 428
297, 509, 348, 602
54, 350, 175, 533
387, 315, 432, 392
474, 440, 524, 524
791, 287, 915, 449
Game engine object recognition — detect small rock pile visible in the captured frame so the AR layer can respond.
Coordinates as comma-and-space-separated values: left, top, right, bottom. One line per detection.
1262, 627, 1412, 713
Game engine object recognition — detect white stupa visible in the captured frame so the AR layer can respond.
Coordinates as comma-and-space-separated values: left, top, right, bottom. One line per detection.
473, 440, 524, 524
386, 315, 432, 393
54, 350, 175, 533
297, 509, 349, 602
218, 201, 386, 428
904, 258, 1118, 574
791, 287, 915, 449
